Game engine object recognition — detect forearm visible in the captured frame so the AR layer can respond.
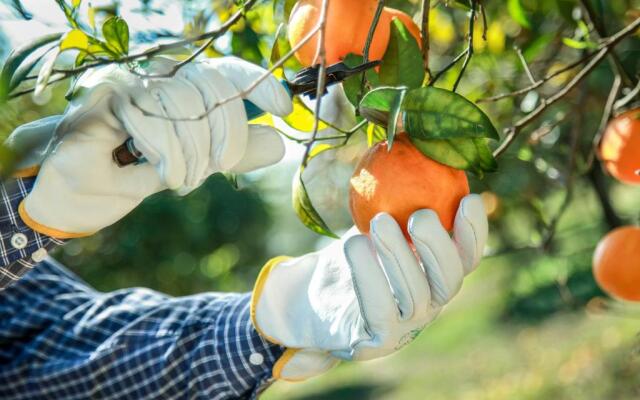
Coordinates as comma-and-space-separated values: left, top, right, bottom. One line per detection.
0, 176, 65, 289
0, 260, 284, 399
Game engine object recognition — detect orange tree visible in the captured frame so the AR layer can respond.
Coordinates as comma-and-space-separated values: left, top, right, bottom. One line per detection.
0, 0, 639, 313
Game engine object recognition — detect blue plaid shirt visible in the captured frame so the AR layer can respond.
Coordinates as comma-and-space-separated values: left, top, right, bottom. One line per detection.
0, 177, 285, 399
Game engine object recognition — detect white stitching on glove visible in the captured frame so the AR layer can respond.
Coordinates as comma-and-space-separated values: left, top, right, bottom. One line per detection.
6, 57, 292, 238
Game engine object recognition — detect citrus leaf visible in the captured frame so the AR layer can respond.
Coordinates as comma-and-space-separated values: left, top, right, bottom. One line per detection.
102, 16, 129, 56
508, 0, 531, 29
387, 87, 407, 150
367, 122, 386, 147
358, 86, 406, 127
34, 47, 62, 99
402, 86, 499, 140
59, 29, 89, 51
282, 96, 328, 132
379, 18, 424, 89
410, 137, 498, 177
0, 32, 62, 100
292, 167, 338, 238
562, 37, 597, 50
342, 53, 380, 108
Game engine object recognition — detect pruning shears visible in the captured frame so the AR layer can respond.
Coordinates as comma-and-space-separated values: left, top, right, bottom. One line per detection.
112, 60, 381, 167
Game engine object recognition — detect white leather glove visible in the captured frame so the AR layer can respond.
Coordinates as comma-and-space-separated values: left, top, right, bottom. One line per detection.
251, 194, 487, 381
6, 57, 292, 238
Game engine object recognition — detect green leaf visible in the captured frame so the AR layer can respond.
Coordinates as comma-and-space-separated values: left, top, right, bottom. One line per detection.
358, 86, 406, 127
367, 122, 386, 147
292, 167, 338, 238
379, 18, 425, 89
72, 0, 81, 8
0, 32, 62, 100
562, 37, 596, 50
102, 16, 129, 56
386, 87, 407, 150
507, 0, 531, 29
59, 29, 89, 51
402, 86, 499, 140
410, 137, 498, 177
342, 53, 380, 108
282, 96, 328, 132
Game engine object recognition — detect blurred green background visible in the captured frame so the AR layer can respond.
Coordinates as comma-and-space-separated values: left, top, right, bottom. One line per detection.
1, 0, 640, 398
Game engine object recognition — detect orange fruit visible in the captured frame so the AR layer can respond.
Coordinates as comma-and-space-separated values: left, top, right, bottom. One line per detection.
598, 108, 640, 185
349, 134, 470, 239
593, 226, 640, 302
288, 0, 422, 67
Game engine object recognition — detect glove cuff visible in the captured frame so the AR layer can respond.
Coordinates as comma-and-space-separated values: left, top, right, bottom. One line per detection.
12, 166, 40, 178
273, 349, 339, 382
250, 255, 292, 346
19, 199, 94, 239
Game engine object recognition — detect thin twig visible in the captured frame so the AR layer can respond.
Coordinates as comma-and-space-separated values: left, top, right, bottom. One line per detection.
428, 49, 466, 86
302, 0, 330, 167
492, 17, 640, 158
614, 78, 640, 110
477, 51, 598, 103
586, 73, 622, 169
452, 0, 477, 92
516, 47, 536, 84
51, 0, 258, 77
542, 86, 587, 249
420, 0, 431, 74
480, 3, 487, 41
579, 0, 634, 85
129, 22, 324, 121
357, 0, 385, 106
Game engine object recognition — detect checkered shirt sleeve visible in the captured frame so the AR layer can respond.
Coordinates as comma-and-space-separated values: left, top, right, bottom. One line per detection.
0, 177, 65, 289
0, 259, 285, 399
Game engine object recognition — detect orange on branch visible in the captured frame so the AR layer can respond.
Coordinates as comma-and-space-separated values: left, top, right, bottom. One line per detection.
593, 226, 640, 302
288, 0, 422, 67
349, 134, 470, 239
598, 108, 640, 185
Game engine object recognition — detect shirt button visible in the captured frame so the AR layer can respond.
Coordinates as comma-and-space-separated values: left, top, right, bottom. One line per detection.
31, 248, 48, 262
249, 353, 264, 366
10, 233, 28, 250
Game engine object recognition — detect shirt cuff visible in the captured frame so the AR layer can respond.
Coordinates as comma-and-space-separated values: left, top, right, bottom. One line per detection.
213, 293, 285, 399
0, 177, 65, 288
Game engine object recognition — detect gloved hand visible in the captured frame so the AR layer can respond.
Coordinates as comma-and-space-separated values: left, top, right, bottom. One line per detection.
5, 57, 292, 238
251, 194, 487, 381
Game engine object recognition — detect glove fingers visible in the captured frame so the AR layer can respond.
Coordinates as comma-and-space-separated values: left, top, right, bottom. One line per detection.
181, 63, 248, 172
453, 194, 488, 275
369, 212, 431, 321
229, 125, 285, 174
149, 77, 211, 190
5, 115, 62, 172
203, 57, 293, 117
408, 209, 465, 307
112, 91, 186, 190
344, 235, 399, 331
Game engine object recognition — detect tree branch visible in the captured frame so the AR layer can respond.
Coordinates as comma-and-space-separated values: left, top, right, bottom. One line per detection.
492, 17, 640, 158
451, 0, 477, 92
302, 0, 330, 167
579, 0, 635, 85
420, 0, 431, 74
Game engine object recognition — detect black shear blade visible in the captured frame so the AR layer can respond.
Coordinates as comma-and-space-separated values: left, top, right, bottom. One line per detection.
289, 60, 381, 98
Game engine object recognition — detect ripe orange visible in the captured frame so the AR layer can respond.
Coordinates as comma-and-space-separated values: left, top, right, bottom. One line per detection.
598, 108, 640, 185
349, 134, 470, 239
592, 226, 640, 302
288, 0, 422, 67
